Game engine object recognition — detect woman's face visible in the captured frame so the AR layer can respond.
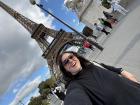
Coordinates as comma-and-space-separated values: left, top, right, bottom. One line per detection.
61, 53, 82, 75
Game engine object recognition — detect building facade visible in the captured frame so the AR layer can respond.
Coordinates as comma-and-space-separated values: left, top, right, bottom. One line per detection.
64, 0, 110, 29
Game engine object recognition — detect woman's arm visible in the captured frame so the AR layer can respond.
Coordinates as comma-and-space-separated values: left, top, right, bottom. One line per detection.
64, 87, 92, 105
100, 63, 123, 74
100, 63, 139, 83
64, 82, 92, 105
121, 70, 139, 83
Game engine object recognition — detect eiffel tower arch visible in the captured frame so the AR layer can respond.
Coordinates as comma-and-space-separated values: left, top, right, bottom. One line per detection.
0, 1, 85, 80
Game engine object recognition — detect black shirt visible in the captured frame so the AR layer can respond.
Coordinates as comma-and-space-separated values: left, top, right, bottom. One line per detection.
64, 64, 140, 105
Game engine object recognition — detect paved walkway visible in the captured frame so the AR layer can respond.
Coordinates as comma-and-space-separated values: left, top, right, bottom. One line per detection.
93, 0, 140, 80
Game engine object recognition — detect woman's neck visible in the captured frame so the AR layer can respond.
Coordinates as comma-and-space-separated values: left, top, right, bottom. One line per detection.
72, 66, 83, 75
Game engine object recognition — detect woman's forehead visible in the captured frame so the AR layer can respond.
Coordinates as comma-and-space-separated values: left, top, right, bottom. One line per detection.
61, 53, 72, 59
62, 53, 71, 57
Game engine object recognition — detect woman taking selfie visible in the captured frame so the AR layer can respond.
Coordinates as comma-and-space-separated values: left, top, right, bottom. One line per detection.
58, 51, 140, 105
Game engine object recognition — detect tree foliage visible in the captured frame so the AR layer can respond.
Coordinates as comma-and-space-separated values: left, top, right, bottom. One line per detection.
28, 94, 51, 105
28, 77, 56, 105
38, 77, 56, 96
28, 96, 43, 105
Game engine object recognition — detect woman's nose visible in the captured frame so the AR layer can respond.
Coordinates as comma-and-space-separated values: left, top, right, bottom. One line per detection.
68, 59, 74, 64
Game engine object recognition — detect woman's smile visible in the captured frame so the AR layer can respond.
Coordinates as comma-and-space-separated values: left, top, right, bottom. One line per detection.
71, 61, 76, 67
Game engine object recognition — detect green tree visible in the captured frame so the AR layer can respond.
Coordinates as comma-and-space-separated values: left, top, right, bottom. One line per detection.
28, 96, 43, 105
28, 95, 51, 105
38, 77, 56, 99
28, 77, 56, 105
39, 77, 57, 104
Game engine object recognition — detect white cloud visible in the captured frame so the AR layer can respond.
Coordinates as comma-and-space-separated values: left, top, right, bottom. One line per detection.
13, 89, 18, 94
61, 1, 70, 14
10, 76, 42, 105
73, 19, 76, 23
24, 89, 40, 105
0, 0, 54, 95
45, 67, 51, 79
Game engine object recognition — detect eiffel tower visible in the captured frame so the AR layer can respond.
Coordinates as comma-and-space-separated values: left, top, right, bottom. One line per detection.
0, 1, 82, 78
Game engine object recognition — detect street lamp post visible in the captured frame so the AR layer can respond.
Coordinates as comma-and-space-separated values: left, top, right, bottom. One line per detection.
29, 0, 103, 50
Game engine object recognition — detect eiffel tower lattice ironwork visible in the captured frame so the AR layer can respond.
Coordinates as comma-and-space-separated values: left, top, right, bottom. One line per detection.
0, 1, 82, 78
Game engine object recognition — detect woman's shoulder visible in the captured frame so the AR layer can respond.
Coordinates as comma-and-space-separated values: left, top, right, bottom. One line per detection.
67, 80, 81, 91
85, 63, 96, 69
85, 62, 107, 73
65, 81, 83, 100
65, 81, 92, 105
66, 80, 86, 97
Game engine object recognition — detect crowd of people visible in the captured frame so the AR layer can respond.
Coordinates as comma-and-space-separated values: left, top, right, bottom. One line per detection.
80, 0, 129, 52
95, 0, 128, 34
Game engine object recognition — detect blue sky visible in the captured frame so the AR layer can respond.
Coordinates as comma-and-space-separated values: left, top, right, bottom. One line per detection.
0, 66, 50, 105
0, 0, 85, 105
40, 0, 85, 32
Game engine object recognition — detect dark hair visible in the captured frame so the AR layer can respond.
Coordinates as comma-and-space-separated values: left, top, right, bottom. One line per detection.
94, 23, 97, 25
103, 11, 106, 14
57, 51, 91, 83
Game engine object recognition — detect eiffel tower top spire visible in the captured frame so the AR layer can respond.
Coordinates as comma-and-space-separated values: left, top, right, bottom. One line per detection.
0, 1, 38, 34
0, 1, 59, 36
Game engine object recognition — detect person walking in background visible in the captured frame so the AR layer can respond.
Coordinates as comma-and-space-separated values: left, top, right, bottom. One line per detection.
53, 86, 65, 101
110, 0, 129, 15
82, 40, 95, 51
58, 51, 140, 105
82, 26, 97, 51
103, 11, 118, 24
98, 18, 112, 29
94, 23, 110, 35
82, 26, 97, 40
